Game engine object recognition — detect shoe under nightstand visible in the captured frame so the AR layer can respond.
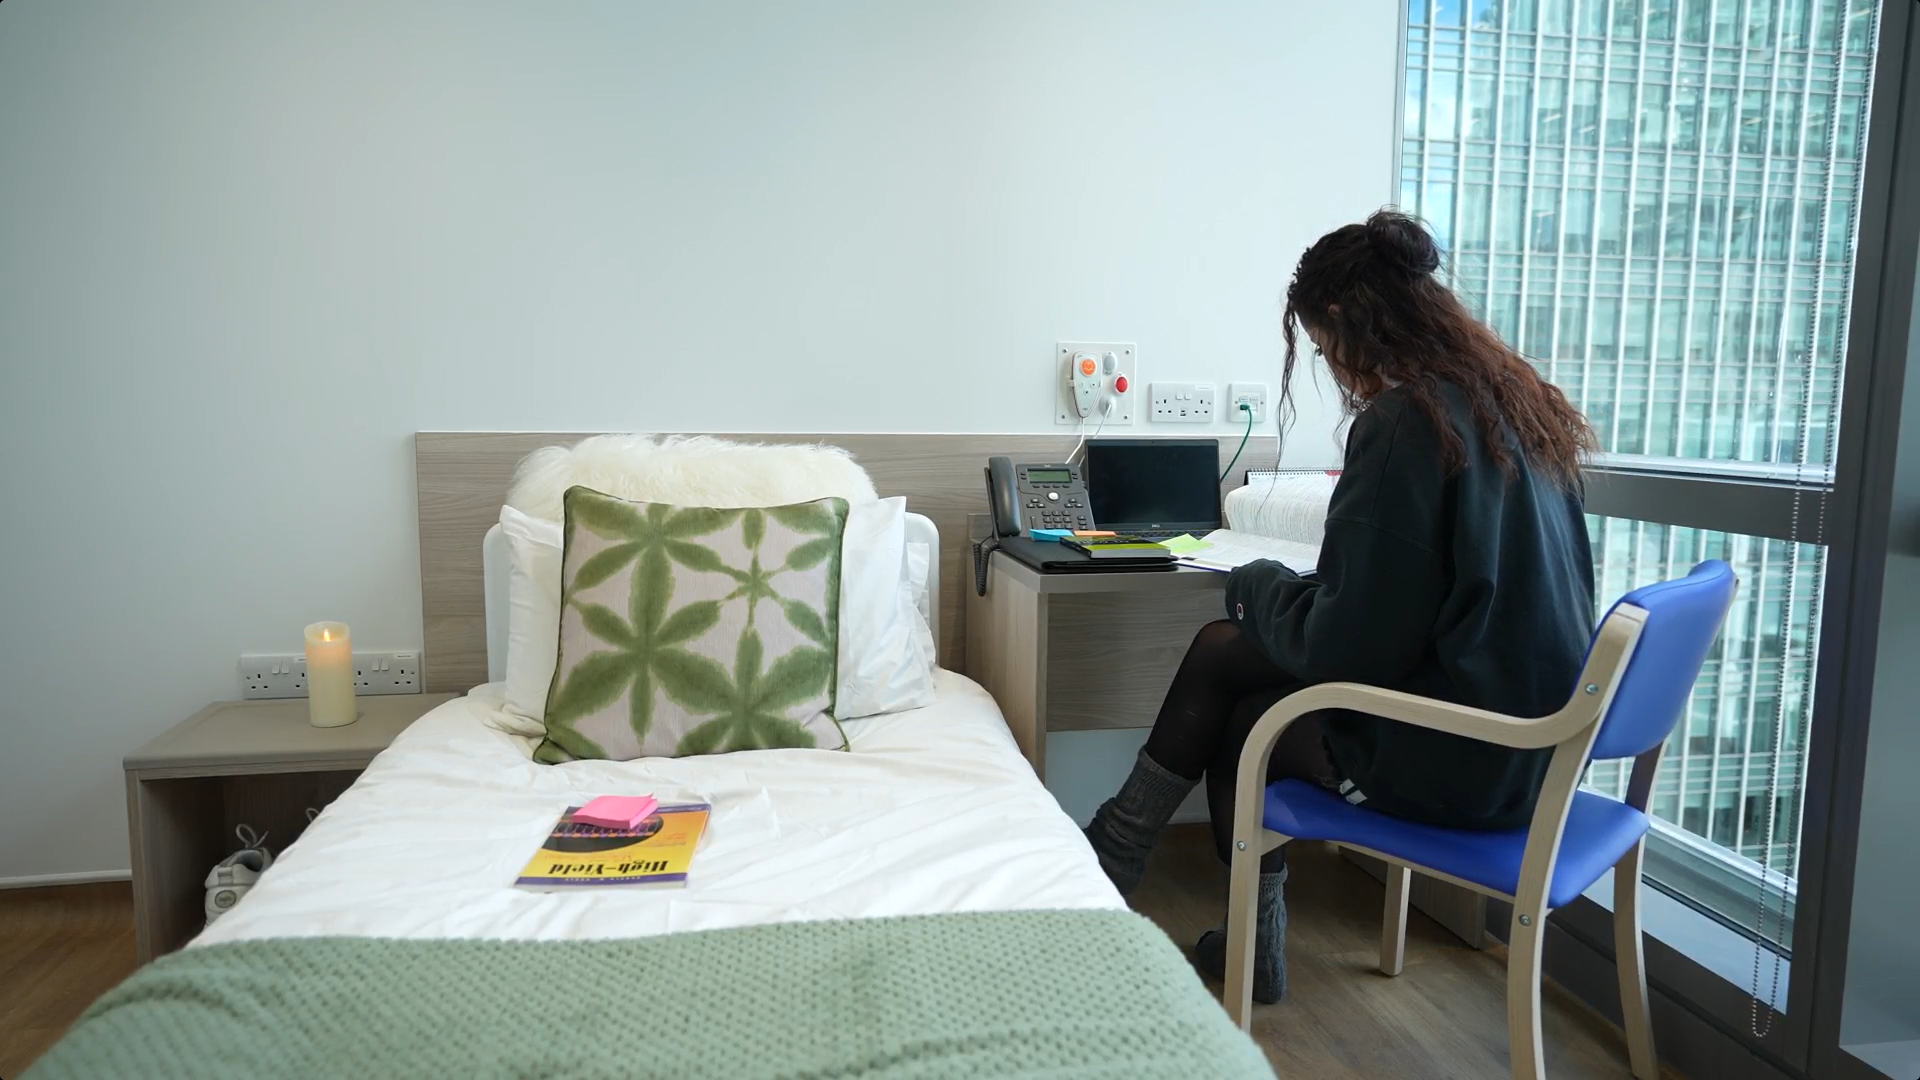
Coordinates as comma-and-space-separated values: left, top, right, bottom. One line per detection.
123, 693, 457, 963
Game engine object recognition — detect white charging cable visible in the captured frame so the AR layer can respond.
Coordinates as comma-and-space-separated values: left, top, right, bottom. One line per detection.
1070, 395, 1114, 467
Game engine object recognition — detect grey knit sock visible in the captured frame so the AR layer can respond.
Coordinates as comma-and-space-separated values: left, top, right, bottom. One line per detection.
1194, 868, 1288, 1003
1082, 749, 1198, 896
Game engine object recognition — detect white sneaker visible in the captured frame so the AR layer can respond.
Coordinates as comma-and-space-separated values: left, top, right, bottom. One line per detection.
204, 825, 273, 925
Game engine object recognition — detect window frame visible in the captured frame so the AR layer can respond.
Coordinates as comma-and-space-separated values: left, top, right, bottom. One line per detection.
1393, 2, 1918, 1076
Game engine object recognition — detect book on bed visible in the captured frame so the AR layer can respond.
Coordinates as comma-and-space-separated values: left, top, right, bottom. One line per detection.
515, 801, 711, 890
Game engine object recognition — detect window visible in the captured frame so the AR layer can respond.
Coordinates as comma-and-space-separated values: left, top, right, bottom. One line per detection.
1739, 89, 1769, 154
1772, 93, 1802, 158
1503, 77, 1535, 144
1639, 84, 1670, 148
1571, 78, 1602, 146
1647, 0, 1675, 39
1598, 188, 1630, 255
1537, 77, 1567, 146
1564, 187, 1596, 254
1607, 83, 1638, 147
1428, 68, 1461, 143
1665, 197, 1695, 258
1399, 0, 1881, 974
1531, 188, 1562, 253
1679, 0, 1710, 43
1706, 87, 1736, 154
1672, 82, 1703, 151
1613, 0, 1643, 39
1460, 183, 1493, 251
1580, 520, 1828, 933
1697, 194, 1725, 258
1468, 75, 1497, 141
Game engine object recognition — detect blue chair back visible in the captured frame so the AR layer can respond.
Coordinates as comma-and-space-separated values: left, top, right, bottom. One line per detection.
1587, 560, 1738, 761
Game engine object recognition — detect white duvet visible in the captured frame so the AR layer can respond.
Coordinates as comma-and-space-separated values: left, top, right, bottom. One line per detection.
197, 671, 1123, 945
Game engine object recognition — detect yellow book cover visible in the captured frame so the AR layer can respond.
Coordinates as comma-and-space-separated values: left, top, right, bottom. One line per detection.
515, 801, 711, 890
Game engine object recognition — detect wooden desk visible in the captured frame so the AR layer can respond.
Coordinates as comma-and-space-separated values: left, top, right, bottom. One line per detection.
963, 552, 1486, 949
964, 552, 1228, 780
124, 693, 457, 962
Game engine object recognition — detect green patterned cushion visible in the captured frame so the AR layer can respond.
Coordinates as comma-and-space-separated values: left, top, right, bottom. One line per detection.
534, 486, 849, 762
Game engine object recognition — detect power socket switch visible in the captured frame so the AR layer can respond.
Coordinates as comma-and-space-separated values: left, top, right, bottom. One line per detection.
239, 650, 422, 699
1150, 382, 1215, 423
1229, 382, 1269, 424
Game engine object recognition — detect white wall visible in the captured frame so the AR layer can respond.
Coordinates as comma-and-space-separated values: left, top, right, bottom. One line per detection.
0, 0, 1396, 881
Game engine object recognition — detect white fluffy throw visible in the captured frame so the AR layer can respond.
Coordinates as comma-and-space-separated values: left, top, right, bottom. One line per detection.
505, 434, 879, 521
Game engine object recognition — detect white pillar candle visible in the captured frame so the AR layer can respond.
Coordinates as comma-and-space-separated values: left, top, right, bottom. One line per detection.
304, 621, 357, 728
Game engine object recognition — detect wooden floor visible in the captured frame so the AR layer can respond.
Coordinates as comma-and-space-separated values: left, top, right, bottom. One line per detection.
1131, 825, 1677, 1079
0, 836, 1672, 1078
0, 881, 137, 1078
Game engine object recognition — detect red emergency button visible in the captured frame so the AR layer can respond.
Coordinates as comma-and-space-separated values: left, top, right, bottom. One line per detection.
1114, 375, 1129, 393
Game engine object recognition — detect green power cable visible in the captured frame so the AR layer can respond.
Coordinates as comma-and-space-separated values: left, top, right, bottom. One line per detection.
1219, 403, 1254, 482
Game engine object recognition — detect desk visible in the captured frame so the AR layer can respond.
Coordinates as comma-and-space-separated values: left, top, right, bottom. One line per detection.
963, 550, 1488, 950
964, 551, 1228, 780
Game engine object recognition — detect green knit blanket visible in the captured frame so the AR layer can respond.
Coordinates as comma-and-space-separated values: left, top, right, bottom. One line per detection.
28, 909, 1272, 1080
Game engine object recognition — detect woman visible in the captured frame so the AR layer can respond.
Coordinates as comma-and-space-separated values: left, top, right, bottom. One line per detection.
1083, 210, 1597, 1003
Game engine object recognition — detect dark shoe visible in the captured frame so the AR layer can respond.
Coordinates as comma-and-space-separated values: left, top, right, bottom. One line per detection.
1082, 749, 1197, 895
1194, 868, 1288, 1003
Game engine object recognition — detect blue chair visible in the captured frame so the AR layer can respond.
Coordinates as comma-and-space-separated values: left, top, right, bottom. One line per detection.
1223, 560, 1737, 1080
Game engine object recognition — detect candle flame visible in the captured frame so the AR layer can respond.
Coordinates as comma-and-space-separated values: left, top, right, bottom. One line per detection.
322, 629, 332, 642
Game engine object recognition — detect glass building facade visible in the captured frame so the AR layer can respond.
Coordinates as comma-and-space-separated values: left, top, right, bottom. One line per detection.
1399, 0, 1878, 931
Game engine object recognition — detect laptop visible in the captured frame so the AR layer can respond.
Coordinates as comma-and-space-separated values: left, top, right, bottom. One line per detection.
1083, 438, 1224, 540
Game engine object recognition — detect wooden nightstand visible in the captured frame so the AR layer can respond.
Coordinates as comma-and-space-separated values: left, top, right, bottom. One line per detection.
123, 693, 457, 962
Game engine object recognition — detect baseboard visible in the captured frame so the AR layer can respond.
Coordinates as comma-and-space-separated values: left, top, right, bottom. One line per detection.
0, 869, 132, 890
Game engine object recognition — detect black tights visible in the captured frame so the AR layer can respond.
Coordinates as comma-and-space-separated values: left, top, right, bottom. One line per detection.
1141, 620, 1336, 874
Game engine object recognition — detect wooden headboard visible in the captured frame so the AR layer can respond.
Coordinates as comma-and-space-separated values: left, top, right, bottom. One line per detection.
415, 432, 1277, 693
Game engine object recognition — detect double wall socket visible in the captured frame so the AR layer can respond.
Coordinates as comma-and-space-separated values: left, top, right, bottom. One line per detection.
1150, 382, 1216, 423
239, 651, 422, 700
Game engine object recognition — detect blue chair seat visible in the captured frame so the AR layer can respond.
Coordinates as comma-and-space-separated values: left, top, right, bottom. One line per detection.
1262, 780, 1652, 909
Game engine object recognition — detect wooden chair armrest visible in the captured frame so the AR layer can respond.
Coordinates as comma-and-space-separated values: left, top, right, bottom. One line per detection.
1280, 682, 1582, 750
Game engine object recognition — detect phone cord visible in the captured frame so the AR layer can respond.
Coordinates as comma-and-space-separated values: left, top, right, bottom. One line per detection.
972, 536, 1000, 596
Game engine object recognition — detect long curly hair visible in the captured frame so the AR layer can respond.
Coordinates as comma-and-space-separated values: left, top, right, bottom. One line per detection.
1281, 210, 1595, 488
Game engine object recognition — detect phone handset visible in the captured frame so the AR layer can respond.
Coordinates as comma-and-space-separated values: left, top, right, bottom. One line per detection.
985, 456, 1021, 538
977, 456, 1019, 596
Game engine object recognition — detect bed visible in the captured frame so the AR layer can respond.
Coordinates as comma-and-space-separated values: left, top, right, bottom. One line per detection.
29, 438, 1273, 1080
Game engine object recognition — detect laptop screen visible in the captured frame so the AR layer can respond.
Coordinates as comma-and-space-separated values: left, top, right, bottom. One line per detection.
1084, 440, 1222, 532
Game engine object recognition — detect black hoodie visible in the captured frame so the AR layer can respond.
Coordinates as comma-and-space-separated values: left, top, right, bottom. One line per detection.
1224, 381, 1595, 829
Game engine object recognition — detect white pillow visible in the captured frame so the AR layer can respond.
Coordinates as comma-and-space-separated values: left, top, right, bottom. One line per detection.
906, 541, 932, 625
837, 498, 938, 719
506, 434, 878, 520
496, 506, 562, 737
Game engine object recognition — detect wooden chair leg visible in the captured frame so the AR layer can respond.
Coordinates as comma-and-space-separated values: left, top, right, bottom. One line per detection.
1380, 862, 1411, 976
1223, 838, 1266, 1030
1507, 906, 1548, 1080
1613, 840, 1658, 1079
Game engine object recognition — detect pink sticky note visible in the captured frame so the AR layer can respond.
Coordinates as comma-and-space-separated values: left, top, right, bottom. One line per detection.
572, 795, 658, 830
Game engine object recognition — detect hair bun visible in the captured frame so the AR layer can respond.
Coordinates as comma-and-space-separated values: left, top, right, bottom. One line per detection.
1364, 210, 1442, 275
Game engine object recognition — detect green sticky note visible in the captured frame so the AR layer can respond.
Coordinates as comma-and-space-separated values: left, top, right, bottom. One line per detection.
1157, 534, 1209, 555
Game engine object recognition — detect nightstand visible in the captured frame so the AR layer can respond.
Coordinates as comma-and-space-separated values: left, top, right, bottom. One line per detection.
123, 692, 457, 962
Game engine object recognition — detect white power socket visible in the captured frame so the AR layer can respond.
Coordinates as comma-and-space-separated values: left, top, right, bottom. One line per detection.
240, 653, 307, 698
1228, 382, 1270, 424
239, 650, 422, 699
1150, 382, 1215, 423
